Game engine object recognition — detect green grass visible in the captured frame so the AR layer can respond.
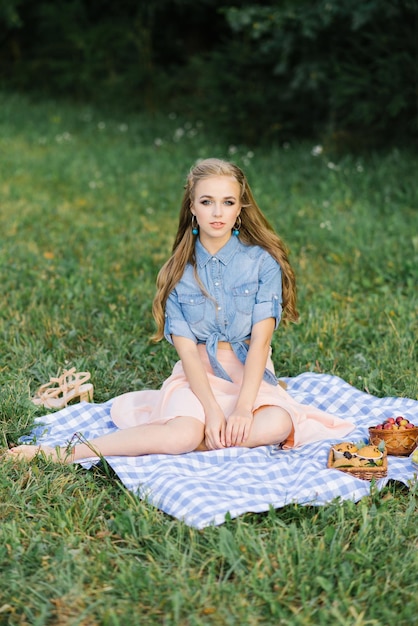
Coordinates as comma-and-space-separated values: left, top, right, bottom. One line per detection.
0, 91, 417, 625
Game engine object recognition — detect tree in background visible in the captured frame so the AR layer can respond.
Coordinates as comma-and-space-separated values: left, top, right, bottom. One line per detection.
187, 0, 418, 144
1, 0, 417, 146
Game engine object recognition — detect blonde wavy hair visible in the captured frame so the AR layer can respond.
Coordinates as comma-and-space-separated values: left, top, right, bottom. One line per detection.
152, 158, 299, 341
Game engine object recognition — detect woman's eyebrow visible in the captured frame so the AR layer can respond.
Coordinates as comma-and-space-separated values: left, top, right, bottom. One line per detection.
198, 194, 237, 200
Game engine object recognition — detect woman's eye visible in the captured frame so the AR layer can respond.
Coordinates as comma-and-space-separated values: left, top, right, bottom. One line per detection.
224, 200, 234, 206
201, 199, 212, 205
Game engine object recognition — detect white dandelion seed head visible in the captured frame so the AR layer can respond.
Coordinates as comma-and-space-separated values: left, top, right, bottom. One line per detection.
311, 145, 323, 156
319, 220, 332, 230
174, 128, 185, 141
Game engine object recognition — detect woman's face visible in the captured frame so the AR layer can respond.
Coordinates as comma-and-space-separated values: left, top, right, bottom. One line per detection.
191, 175, 241, 253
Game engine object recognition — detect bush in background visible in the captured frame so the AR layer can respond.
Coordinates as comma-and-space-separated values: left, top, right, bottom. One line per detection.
1, 0, 417, 146
185, 0, 418, 144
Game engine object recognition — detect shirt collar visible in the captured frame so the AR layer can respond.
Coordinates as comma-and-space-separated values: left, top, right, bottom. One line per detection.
195, 236, 240, 267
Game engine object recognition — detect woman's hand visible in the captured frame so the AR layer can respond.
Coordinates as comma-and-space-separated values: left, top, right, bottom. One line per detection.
225, 408, 254, 447
204, 409, 227, 450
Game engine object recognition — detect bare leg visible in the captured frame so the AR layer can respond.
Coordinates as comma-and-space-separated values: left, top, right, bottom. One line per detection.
7, 416, 205, 464
195, 406, 292, 452
243, 406, 292, 447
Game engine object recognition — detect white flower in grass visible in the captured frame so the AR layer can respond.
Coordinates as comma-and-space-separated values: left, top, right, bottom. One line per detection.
320, 220, 332, 230
327, 161, 338, 170
98, 122, 106, 130
311, 145, 323, 156
55, 132, 72, 143
174, 128, 185, 141
228, 145, 238, 155
154, 138, 163, 147
89, 179, 103, 189
356, 163, 364, 172
118, 124, 128, 132
246, 151, 254, 159
354, 353, 368, 366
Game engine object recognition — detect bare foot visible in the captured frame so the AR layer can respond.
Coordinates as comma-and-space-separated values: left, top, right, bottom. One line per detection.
6, 444, 72, 463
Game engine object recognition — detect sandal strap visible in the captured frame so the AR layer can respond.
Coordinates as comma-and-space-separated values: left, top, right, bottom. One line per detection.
34, 367, 77, 397
54, 369, 91, 395
32, 368, 91, 401
34, 367, 91, 398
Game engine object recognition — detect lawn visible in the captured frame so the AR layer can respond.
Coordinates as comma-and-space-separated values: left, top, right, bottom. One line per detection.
0, 91, 417, 625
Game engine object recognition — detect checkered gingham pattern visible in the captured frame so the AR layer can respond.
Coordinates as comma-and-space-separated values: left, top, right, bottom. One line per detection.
21, 373, 418, 529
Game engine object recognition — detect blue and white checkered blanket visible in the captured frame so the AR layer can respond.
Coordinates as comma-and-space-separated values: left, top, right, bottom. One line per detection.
22, 372, 418, 529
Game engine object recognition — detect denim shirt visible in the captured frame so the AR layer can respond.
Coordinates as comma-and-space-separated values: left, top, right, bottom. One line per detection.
164, 236, 283, 385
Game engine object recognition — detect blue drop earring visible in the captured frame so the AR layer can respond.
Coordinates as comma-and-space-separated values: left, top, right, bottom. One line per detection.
232, 215, 241, 236
191, 215, 199, 235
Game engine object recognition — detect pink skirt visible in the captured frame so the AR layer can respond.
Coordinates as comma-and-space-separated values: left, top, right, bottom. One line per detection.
111, 345, 354, 449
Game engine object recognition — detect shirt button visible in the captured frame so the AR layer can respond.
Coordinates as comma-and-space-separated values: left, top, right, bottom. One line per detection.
244, 289, 249, 294
214, 282, 219, 286
212, 257, 217, 261
217, 306, 222, 311
190, 299, 194, 303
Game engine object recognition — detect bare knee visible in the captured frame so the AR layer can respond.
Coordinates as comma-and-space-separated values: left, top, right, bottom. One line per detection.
160, 417, 205, 454
245, 406, 292, 448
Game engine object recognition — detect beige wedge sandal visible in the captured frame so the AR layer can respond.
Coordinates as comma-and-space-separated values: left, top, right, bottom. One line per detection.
31, 367, 94, 409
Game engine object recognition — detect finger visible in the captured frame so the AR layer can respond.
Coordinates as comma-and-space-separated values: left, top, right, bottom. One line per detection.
235, 424, 245, 446
225, 421, 232, 447
217, 430, 226, 448
226, 420, 238, 447
240, 424, 248, 444
206, 431, 223, 450
241, 418, 253, 444
219, 421, 226, 448
205, 436, 215, 451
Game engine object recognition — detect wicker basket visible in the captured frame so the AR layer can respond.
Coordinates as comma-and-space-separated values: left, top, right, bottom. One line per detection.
327, 448, 387, 480
368, 426, 418, 456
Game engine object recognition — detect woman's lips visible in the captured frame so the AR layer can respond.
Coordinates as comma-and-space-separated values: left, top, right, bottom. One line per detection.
210, 222, 225, 229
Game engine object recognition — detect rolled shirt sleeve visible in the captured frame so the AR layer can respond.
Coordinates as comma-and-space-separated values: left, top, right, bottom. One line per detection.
252, 254, 283, 329
164, 289, 198, 345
